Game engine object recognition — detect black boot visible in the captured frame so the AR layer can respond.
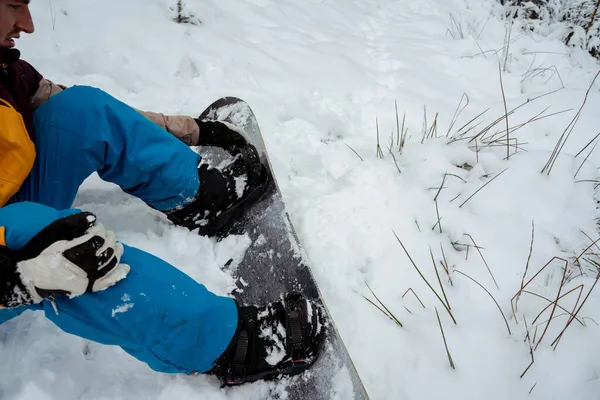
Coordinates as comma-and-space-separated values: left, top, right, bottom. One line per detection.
166, 144, 269, 237
209, 293, 325, 386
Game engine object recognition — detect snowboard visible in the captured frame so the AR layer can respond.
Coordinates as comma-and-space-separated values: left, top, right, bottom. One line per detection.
197, 98, 369, 400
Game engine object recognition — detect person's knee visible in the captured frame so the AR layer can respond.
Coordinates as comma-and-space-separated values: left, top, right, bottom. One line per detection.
43, 85, 116, 112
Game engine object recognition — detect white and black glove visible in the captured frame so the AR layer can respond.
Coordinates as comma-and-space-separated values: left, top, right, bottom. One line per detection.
195, 120, 250, 152
0, 212, 130, 308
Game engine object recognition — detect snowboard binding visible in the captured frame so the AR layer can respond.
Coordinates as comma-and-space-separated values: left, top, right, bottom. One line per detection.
165, 143, 271, 238
209, 293, 325, 386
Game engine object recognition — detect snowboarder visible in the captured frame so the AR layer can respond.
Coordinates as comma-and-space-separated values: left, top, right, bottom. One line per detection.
0, 0, 322, 385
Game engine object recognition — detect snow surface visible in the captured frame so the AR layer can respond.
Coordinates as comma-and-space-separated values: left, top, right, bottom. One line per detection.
1, 0, 600, 399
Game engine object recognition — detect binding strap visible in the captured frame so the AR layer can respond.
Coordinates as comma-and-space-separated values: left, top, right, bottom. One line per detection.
227, 307, 256, 385
287, 296, 308, 364
227, 330, 249, 385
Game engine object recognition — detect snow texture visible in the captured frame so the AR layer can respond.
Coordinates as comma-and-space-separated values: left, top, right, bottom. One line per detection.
1, 0, 600, 399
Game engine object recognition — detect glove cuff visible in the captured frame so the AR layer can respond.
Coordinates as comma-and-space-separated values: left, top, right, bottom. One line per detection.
0, 248, 35, 308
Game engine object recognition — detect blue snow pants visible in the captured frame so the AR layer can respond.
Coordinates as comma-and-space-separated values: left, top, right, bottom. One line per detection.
0, 86, 237, 374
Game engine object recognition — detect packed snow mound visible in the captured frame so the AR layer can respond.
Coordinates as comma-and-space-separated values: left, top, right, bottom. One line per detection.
1, 0, 600, 399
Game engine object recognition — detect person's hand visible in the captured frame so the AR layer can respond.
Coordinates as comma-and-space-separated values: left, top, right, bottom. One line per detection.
0, 212, 130, 307
195, 120, 250, 151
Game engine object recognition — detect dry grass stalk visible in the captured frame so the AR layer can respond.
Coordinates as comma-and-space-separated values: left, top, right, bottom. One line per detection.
529, 383, 537, 394
492, 107, 571, 141
364, 282, 403, 327
524, 287, 585, 327
433, 201, 443, 233
513, 221, 536, 322
387, 142, 402, 175
455, 270, 511, 335
421, 106, 428, 144
551, 272, 600, 350
534, 259, 568, 349
575, 137, 599, 179
428, 113, 439, 139
521, 315, 535, 378
362, 295, 394, 321
345, 143, 364, 161
459, 167, 510, 209
435, 307, 456, 369
376, 117, 384, 158
395, 100, 400, 147
574, 236, 600, 269
430, 247, 452, 311
498, 63, 511, 160
447, 93, 470, 137
574, 132, 600, 159
510, 256, 567, 309
542, 70, 600, 175
393, 231, 457, 324
522, 221, 535, 289
402, 288, 426, 308
449, 88, 563, 145
453, 108, 489, 138
464, 233, 500, 290
400, 115, 407, 154
440, 243, 453, 285
512, 256, 568, 321
434, 174, 447, 202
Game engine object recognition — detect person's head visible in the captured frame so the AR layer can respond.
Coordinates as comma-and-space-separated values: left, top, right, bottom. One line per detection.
0, 0, 34, 49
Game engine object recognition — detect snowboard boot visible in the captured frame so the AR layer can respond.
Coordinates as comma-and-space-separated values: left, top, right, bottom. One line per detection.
209, 293, 325, 386
166, 144, 270, 237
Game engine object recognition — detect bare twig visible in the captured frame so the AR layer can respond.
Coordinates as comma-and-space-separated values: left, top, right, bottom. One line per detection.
585, 0, 600, 34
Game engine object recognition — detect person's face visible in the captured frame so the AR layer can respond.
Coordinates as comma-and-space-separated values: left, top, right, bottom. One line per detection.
0, 0, 34, 49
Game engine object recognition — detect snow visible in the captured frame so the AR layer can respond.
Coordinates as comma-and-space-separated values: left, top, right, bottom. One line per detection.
1, 0, 600, 399
111, 302, 134, 318
111, 294, 135, 318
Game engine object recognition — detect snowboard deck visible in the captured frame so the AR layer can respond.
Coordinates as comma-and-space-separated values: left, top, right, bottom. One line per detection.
198, 98, 369, 400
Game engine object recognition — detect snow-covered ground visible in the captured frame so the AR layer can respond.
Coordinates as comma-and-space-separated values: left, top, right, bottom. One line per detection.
1, 0, 600, 399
